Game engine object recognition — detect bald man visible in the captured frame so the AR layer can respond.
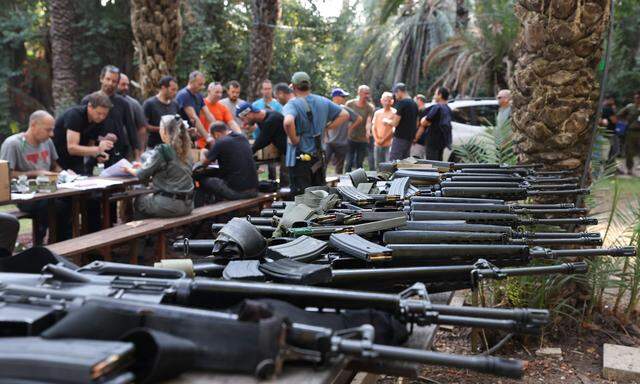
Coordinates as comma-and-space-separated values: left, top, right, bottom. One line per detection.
0, 110, 71, 244
496, 89, 511, 128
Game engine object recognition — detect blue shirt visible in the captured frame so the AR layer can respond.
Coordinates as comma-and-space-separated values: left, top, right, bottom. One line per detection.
282, 94, 342, 167
176, 87, 205, 127
252, 98, 283, 113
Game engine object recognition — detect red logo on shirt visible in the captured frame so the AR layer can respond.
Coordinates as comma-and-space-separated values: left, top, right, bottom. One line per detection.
25, 150, 49, 164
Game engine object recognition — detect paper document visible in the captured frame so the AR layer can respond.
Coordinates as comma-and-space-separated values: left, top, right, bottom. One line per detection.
57, 178, 123, 190
100, 159, 133, 178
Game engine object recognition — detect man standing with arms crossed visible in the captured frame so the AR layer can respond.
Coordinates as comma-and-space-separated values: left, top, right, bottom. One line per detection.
282, 72, 349, 195
345, 85, 374, 172
142, 76, 179, 150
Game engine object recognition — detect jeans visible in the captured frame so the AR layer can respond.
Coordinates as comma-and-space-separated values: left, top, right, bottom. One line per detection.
345, 140, 368, 172
325, 143, 349, 174
17, 198, 72, 245
389, 137, 412, 160
200, 177, 258, 202
367, 136, 375, 170
425, 145, 445, 161
410, 143, 426, 158
374, 146, 390, 170
288, 160, 325, 196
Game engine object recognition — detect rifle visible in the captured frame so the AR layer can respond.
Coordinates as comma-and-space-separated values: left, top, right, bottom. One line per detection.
383, 230, 602, 246
415, 186, 589, 201
326, 259, 588, 292
403, 220, 602, 241
437, 180, 579, 190
0, 283, 525, 379
0, 263, 550, 335
409, 202, 588, 217
385, 244, 635, 266
409, 210, 598, 227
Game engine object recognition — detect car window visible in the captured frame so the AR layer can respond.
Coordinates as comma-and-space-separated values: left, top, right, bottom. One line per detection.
452, 105, 498, 126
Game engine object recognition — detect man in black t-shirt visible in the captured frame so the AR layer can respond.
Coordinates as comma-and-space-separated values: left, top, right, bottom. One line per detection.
199, 122, 259, 202
417, 87, 453, 161
81, 65, 139, 166
143, 76, 180, 149
389, 83, 418, 160
237, 101, 289, 186
53, 92, 113, 174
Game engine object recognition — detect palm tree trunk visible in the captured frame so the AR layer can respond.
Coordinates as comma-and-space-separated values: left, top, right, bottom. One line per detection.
511, 0, 611, 180
50, 0, 78, 114
248, 0, 279, 101
130, 0, 182, 99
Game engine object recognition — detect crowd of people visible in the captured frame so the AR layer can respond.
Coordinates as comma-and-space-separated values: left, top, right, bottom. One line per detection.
0, 64, 474, 244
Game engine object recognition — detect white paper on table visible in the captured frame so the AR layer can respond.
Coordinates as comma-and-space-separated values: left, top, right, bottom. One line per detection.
57, 178, 123, 190
100, 158, 134, 178
11, 193, 36, 200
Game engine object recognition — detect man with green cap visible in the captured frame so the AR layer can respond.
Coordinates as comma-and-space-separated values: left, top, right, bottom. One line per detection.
282, 72, 349, 195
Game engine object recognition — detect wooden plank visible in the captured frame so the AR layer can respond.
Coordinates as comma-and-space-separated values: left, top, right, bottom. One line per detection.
47, 193, 276, 257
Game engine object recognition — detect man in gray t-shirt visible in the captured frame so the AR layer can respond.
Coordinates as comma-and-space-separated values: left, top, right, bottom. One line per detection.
0, 110, 71, 244
0, 111, 60, 177
324, 88, 361, 174
220, 81, 246, 131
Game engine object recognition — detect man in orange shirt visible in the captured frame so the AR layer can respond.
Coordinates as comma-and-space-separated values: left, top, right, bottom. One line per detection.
197, 82, 241, 148
372, 92, 396, 168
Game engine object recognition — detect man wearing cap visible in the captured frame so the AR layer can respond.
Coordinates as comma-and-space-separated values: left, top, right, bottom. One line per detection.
389, 82, 418, 160
282, 72, 349, 195
325, 88, 360, 174
237, 101, 289, 186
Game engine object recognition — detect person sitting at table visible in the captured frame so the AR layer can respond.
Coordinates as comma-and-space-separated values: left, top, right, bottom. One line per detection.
123, 114, 194, 218
0, 110, 71, 245
197, 122, 259, 203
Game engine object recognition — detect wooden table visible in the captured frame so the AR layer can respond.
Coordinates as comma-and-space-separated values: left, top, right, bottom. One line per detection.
166, 291, 453, 384
3, 176, 142, 243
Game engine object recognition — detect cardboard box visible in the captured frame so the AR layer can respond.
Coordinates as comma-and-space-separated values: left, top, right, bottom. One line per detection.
0, 160, 9, 203
256, 143, 280, 161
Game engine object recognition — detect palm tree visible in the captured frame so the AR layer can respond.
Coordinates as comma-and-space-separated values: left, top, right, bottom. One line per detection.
130, 0, 182, 98
511, 0, 611, 177
50, 0, 78, 114
422, 0, 519, 97
247, 0, 279, 101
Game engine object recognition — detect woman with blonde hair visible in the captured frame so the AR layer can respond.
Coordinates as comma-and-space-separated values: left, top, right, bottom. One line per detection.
124, 114, 194, 218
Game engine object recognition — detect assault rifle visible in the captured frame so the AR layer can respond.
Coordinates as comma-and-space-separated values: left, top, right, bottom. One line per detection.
415, 186, 589, 201
384, 230, 602, 246
0, 263, 550, 335
0, 283, 525, 379
385, 244, 634, 266
409, 210, 598, 227
408, 202, 588, 217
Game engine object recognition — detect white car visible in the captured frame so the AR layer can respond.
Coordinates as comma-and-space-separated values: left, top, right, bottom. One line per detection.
425, 99, 499, 161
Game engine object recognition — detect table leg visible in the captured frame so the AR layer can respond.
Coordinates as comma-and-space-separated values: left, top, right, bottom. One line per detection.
155, 232, 167, 263
47, 200, 57, 244
71, 197, 81, 238
268, 163, 276, 180
100, 191, 112, 261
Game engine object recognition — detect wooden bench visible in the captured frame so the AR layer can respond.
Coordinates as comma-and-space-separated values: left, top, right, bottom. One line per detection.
48, 193, 276, 264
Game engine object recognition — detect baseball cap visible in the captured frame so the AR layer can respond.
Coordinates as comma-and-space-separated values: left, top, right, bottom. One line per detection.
331, 88, 350, 98
291, 71, 311, 86
392, 82, 407, 93
236, 101, 259, 118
